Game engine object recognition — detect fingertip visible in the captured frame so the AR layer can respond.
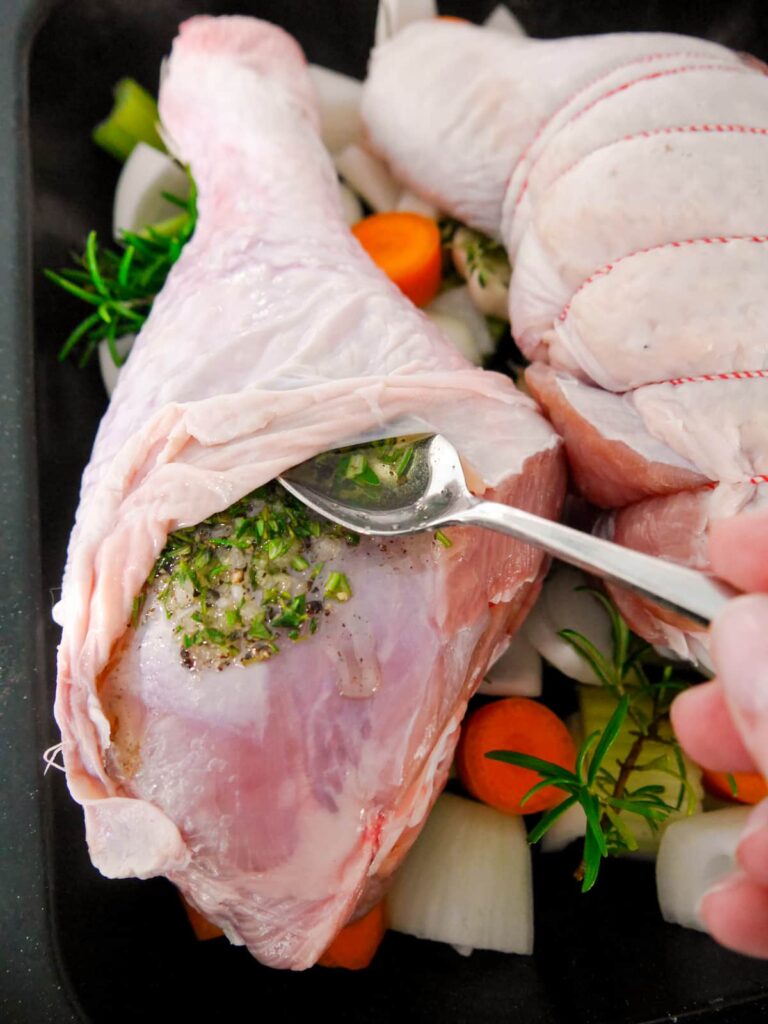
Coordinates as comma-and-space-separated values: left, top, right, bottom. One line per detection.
710, 513, 768, 592
669, 681, 707, 738
736, 801, 768, 887
710, 598, 768, 781
670, 680, 756, 774
700, 873, 768, 959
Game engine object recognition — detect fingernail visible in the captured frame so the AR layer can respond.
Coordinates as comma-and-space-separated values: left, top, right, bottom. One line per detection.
712, 596, 768, 717
697, 870, 745, 929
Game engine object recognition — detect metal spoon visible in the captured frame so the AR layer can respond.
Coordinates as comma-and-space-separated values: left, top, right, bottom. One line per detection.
278, 433, 737, 626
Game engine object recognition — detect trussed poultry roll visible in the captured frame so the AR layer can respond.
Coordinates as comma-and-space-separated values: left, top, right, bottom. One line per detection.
363, 19, 768, 664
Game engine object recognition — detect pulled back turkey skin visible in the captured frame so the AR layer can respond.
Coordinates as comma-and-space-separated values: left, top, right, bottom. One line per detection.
363, 20, 768, 665
53, 16, 564, 969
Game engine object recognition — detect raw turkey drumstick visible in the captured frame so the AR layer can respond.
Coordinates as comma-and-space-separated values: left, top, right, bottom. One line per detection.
53, 16, 563, 969
363, 20, 768, 665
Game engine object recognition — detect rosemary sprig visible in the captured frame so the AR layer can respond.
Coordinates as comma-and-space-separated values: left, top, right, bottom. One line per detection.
487, 589, 701, 892
44, 178, 197, 368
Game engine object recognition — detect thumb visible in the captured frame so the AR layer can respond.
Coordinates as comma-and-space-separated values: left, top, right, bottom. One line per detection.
711, 594, 768, 780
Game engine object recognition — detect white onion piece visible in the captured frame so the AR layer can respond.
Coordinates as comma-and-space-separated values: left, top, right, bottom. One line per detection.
334, 144, 401, 213
540, 802, 588, 853
396, 189, 439, 220
484, 4, 527, 36
388, 792, 533, 955
524, 566, 613, 684
98, 335, 135, 397
426, 312, 482, 365
112, 142, 189, 240
427, 286, 495, 360
479, 632, 542, 697
375, 0, 438, 45
338, 182, 363, 226
656, 807, 750, 932
307, 65, 363, 154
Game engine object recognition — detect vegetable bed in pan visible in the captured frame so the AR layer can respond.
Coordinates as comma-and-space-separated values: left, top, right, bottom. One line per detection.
3, 0, 768, 1021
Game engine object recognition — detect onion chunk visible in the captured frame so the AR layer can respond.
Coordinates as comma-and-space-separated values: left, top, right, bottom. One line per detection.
388, 792, 533, 956
657, 807, 750, 932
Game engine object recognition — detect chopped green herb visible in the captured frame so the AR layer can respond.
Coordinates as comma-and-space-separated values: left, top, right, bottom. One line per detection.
130, 592, 145, 629
247, 618, 273, 642
324, 571, 352, 602
395, 445, 415, 480
307, 436, 423, 509
435, 529, 453, 549
133, 482, 358, 670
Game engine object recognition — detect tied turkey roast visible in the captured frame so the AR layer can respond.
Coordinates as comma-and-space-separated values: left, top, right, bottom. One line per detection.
363, 20, 768, 665
53, 16, 564, 969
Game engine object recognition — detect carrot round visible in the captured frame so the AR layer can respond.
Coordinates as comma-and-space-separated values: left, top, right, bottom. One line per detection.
456, 698, 577, 815
317, 901, 387, 970
352, 212, 442, 307
702, 768, 768, 806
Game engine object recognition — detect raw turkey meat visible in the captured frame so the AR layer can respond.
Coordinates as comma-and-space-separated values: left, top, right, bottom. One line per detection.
362, 20, 768, 661
53, 16, 564, 969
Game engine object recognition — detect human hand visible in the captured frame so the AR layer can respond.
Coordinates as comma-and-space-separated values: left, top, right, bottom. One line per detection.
671, 507, 768, 957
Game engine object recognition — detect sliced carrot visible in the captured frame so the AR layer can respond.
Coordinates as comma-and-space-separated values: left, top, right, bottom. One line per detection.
317, 901, 387, 970
437, 15, 469, 21
352, 212, 442, 307
456, 697, 577, 815
702, 768, 768, 806
181, 894, 224, 941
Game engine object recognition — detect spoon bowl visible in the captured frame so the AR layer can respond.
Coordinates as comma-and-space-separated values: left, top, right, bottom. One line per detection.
279, 433, 737, 628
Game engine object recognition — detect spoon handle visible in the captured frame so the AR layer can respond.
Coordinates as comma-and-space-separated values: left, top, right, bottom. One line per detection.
450, 499, 737, 627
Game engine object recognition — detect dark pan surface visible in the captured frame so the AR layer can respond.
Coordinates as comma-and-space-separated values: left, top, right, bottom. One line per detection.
4, 0, 768, 1020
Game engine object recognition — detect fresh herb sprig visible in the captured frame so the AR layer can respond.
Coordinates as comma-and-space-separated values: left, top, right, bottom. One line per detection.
488, 590, 700, 891
44, 179, 197, 368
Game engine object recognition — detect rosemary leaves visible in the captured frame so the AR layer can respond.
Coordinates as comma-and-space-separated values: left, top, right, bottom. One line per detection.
488, 590, 703, 891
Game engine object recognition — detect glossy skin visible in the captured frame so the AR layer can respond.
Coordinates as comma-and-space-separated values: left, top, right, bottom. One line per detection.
54, 16, 564, 968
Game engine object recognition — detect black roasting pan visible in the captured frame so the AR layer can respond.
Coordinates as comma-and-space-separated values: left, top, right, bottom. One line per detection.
3, 1, 768, 1020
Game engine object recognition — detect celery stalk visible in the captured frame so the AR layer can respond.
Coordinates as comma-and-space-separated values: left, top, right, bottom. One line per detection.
140, 212, 190, 239
92, 78, 165, 162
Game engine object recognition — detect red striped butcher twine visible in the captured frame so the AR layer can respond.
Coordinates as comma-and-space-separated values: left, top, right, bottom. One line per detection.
668, 369, 768, 489
544, 123, 768, 205
668, 369, 768, 386
703, 476, 768, 490
558, 235, 768, 321
513, 63, 752, 210
507, 48, 733, 202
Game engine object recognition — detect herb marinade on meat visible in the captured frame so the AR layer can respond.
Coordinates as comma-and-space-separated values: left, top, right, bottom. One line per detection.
134, 483, 359, 671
